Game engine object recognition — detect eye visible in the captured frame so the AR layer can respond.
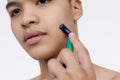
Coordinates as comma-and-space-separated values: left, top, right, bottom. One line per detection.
36, 0, 51, 5
10, 8, 21, 17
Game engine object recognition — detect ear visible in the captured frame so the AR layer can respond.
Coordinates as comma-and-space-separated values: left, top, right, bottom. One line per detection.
71, 0, 83, 20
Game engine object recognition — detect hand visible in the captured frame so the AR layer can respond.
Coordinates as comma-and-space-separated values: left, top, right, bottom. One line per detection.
47, 33, 96, 80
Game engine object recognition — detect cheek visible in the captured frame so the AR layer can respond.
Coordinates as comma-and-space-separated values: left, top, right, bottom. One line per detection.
41, 2, 74, 26
41, 5, 74, 36
49, 7, 73, 23
11, 22, 17, 38
11, 21, 23, 43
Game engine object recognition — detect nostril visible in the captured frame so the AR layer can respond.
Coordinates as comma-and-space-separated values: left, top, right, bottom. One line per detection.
21, 15, 39, 28
29, 21, 35, 24
22, 21, 36, 28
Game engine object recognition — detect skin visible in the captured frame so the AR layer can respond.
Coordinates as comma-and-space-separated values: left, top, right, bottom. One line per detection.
6, 0, 120, 80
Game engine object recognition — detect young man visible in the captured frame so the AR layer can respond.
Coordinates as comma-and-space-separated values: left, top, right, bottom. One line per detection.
6, 0, 120, 80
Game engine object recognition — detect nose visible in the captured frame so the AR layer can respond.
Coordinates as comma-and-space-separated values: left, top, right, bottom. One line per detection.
21, 9, 39, 28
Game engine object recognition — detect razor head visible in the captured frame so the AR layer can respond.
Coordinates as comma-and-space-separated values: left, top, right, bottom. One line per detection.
59, 24, 71, 36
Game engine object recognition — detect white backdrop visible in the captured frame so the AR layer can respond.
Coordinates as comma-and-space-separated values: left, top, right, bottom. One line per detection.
0, 0, 120, 80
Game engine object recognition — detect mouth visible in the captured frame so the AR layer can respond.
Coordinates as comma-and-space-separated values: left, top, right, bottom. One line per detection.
24, 30, 47, 45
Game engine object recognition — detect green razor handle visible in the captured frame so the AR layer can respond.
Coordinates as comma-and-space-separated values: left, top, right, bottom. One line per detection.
66, 38, 74, 52
59, 24, 74, 52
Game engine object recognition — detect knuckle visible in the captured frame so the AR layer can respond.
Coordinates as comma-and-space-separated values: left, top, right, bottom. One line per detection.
47, 58, 56, 66
62, 71, 72, 79
59, 48, 69, 56
60, 48, 68, 53
72, 69, 88, 80
63, 70, 69, 75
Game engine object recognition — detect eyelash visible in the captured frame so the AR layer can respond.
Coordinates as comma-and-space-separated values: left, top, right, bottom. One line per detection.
10, 8, 21, 18
36, 0, 52, 5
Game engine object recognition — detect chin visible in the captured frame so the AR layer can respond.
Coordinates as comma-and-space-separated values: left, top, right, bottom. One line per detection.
23, 40, 66, 60
28, 49, 58, 61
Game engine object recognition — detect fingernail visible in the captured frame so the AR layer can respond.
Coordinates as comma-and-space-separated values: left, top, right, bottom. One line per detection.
69, 33, 75, 41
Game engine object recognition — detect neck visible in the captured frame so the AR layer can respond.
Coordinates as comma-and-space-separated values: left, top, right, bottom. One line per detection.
39, 60, 52, 80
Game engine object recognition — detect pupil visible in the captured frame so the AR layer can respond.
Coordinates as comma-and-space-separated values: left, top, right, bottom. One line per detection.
40, 0, 46, 3
14, 9, 19, 14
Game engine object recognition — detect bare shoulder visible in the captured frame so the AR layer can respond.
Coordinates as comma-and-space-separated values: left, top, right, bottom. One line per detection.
93, 64, 120, 80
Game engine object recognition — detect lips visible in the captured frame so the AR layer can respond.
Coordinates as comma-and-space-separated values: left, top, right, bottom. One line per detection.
24, 30, 46, 45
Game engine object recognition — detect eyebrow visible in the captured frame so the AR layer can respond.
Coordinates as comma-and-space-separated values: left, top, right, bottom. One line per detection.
6, 1, 20, 9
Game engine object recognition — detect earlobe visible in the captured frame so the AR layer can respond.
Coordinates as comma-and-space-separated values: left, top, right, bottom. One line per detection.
72, 0, 83, 20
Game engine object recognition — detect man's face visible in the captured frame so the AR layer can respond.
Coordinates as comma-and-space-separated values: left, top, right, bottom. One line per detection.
6, 0, 79, 60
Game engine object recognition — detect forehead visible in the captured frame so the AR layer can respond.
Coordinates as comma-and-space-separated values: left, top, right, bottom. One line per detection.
7, 0, 70, 2
8, 0, 29, 1
6, 0, 70, 9
6, 0, 37, 9
7, 0, 36, 3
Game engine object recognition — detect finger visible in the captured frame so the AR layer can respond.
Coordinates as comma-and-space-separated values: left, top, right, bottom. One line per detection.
69, 33, 93, 72
47, 58, 65, 79
57, 48, 80, 69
